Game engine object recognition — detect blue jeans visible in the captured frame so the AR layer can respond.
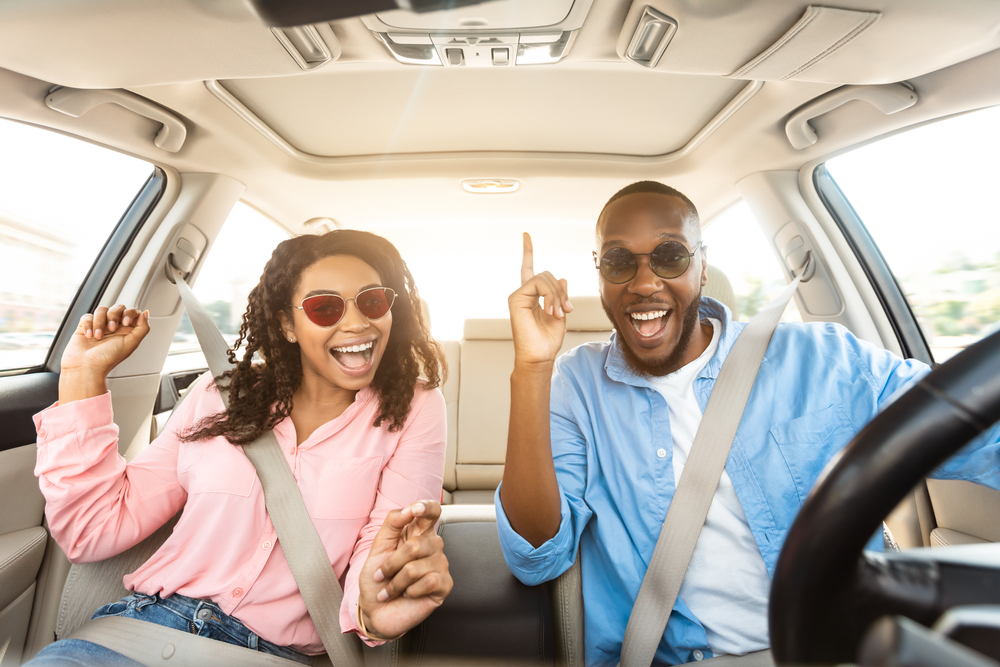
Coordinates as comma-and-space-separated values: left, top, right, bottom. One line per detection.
27, 592, 313, 666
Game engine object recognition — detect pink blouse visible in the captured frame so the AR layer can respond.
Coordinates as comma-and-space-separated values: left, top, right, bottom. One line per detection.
33, 376, 446, 654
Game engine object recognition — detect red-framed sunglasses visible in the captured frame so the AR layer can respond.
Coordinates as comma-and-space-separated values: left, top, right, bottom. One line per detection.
293, 287, 396, 327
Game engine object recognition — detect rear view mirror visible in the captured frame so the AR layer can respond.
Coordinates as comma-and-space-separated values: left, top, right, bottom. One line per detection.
250, 0, 498, 27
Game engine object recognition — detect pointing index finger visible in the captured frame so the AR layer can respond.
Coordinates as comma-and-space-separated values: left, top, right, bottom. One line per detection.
520, 232, 535, 286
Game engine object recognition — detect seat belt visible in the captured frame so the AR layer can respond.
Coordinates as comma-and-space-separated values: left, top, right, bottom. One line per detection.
618, 258, 813, 667
164, 263, 366, 667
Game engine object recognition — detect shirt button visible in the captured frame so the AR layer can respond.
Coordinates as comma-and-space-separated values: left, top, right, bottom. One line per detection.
693, 649, 704, 661
262, 540, 272, 551
37, 428, 46, 438
656, 448, 667, 458
231, 588, 243, 598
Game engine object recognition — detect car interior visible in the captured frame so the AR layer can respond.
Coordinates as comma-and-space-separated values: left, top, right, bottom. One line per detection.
1, 0, 999, 665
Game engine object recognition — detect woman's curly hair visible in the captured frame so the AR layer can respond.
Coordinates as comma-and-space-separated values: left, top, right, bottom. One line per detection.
183, 229, 446, 445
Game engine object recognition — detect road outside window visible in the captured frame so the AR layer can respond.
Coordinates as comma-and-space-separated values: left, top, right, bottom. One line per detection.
0, 119, 152, 371
826, 107, 1000, 362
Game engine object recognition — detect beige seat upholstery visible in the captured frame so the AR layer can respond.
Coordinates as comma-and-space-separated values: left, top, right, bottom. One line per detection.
704, 264, 739, 320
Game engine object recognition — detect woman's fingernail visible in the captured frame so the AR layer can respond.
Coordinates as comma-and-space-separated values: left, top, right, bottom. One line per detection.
377, 589, 389, 602
94, 329, 102, 339
108, 321, 116, 331
122, 316, 130, 327
565, 299, 574, 310
86, 329, 93, 338
374, 569, 384, 583
412, 502, 426, 515
556, 306, 564, 318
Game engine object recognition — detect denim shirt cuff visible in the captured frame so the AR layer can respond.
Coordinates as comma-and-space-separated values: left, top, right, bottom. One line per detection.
494, 483, 573, 567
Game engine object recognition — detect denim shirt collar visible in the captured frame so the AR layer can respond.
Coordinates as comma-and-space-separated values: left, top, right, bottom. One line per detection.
603, 297, 740, 390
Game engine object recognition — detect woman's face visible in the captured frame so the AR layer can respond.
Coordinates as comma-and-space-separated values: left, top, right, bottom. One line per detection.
281, 254, 393, 393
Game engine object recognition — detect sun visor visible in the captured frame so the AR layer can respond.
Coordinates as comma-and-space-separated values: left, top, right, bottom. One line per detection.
728, 6, 880, 81
615, 0, 1000, 86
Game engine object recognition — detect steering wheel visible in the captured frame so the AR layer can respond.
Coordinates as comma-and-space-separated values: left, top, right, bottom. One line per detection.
769, 329, 1000, 664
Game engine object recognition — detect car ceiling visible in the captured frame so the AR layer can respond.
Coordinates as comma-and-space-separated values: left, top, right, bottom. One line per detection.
2, 0, 1000, 245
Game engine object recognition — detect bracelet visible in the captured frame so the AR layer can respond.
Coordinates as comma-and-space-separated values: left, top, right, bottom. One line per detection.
356, 601, 403, 642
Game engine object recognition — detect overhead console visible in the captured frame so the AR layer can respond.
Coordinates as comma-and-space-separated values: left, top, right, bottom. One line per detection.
360, 0, 594, 67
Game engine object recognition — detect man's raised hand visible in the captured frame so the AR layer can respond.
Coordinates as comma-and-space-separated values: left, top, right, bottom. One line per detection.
508, 232, 574, 367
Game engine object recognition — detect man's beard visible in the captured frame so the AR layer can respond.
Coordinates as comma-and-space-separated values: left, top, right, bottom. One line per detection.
602, 294, 703, 378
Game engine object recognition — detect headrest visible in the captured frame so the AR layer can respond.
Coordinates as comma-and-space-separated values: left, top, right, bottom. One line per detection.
462, 295, 612, 341
704, 264, 739, 319
463, 318, 512, 340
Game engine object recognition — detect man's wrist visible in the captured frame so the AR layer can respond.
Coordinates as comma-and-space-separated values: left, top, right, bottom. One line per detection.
511, 359, 555, 379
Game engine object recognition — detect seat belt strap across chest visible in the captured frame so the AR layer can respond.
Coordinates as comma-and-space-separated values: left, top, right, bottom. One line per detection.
168, 263, 365, 667
618, 259, 811, 667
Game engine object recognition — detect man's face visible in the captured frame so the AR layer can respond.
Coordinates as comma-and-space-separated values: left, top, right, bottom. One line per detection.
597, 193, 708, 377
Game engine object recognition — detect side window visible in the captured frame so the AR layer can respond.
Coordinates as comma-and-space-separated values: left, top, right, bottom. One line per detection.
166, 203, 289, 373
825, 107, 1000, 362
0, 119, 152, 372
703, 201, 801, 323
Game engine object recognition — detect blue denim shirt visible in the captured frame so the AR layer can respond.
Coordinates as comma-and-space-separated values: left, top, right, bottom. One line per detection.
496, 298, 1000, 666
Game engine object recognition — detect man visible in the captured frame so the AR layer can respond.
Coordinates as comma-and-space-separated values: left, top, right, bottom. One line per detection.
495, 181, 1000, 666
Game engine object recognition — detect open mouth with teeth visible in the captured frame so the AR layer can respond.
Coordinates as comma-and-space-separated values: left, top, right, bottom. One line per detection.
629, 309, 670, 338
330, 340, 375, 371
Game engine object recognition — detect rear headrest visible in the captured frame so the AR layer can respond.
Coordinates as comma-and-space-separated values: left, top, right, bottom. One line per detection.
463, 318, 511, 340
703, 265, 739, 319
463, 295, 612, 341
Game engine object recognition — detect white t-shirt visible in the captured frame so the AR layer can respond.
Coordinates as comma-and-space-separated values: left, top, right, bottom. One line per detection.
647, 318, 771, 656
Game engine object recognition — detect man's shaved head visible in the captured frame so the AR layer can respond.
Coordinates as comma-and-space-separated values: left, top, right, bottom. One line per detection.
596, 181, 701, 243
594, 181, 710, 377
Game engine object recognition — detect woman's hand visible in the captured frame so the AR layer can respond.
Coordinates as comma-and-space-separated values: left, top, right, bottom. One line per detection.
59, 305, 151, 404
357, 500, 452, 640
508, 233, 574, 369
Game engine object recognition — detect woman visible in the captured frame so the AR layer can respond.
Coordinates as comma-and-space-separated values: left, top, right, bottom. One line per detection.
30, 230, 452, 665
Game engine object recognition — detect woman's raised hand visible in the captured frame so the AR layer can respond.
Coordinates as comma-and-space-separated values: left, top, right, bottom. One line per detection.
508, 232, 574, 367
358, 500, 453, 641
59, 306, 151, 403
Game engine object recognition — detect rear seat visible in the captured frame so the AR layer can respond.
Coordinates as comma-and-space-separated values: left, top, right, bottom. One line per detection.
439, 264, 739, 507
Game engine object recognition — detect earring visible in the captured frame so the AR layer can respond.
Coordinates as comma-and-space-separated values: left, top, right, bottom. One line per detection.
288, 336, 295, 343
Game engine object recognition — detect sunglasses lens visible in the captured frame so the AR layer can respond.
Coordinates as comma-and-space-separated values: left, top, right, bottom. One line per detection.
650, 241, 691, 279
302, 295, 346, 327
356, 288, 394, 320
600, 247, 638, 283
